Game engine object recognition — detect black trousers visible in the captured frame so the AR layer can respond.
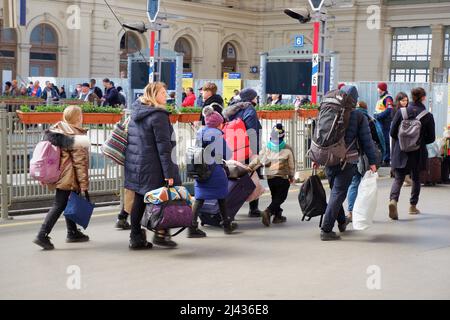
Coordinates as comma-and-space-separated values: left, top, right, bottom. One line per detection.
130, 193, 146, 237
442, 157, 450, 182
38, 189, 77, 236
192, 199, 230, 226
267, 177, 290, 216
390, 167, 421, 205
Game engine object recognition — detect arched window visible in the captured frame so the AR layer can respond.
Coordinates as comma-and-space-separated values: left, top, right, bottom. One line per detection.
30, 24, 58, 77
120, 31, 141, 78
174, 37, 192, 73
0, 21, 17, 89
222, 42, 237, 75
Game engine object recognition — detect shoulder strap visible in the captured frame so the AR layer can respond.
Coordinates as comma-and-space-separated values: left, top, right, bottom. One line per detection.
400, 108, 409, 120
416, 110, 428, 121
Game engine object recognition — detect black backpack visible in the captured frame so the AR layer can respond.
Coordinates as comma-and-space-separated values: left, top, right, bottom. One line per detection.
298, 173, 327, 227
308, 89, 357, 166
186, 132, 213, 181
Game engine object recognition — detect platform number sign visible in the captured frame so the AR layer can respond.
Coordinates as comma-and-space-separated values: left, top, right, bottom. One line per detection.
147, 0, 160, 23
294, 35, 304, 47
308, 0, 325, 11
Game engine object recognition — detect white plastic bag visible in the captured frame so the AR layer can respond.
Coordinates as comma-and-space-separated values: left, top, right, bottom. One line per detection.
352, 171, 378, 231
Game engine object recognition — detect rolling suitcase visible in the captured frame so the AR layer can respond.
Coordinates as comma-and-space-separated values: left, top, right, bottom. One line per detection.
420, 157, 442, 185
199, 174, 256, 227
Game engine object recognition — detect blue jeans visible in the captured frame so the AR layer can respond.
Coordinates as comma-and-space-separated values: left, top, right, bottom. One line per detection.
322, 164, 357, 233
347, 172, 363, 212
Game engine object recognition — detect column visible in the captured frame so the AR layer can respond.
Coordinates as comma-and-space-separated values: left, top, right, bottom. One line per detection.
202, 24, 221, 78
78, 7, 94, 77
430, 24, 445, 82
58, 46, 69, 77
381, 26, 393, 81
17, 43, 31, 78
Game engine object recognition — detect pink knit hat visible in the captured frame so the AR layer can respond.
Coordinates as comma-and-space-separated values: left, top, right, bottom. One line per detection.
203, 105, 224, 128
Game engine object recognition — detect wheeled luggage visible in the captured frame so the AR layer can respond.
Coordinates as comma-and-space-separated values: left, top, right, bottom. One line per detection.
199, 174, 256, 227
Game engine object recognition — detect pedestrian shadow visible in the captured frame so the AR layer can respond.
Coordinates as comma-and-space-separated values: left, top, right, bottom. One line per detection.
342, 233, 434, 244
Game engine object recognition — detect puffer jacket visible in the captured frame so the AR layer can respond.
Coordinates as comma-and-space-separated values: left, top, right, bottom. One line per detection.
249, 144, 295, 179
222, 101, 262, 156
124, 99, 181, 196
44, 121, 90, 191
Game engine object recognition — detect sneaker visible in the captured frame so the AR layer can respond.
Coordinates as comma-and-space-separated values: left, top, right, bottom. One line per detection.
261, 209, 271, 227
248, 209, 262, 218
338, 217, 351, 233
33, 234, 54, 250
115, 219, 131, 230
388, 200, 399, 220
66, 229, 90, 243
272, 215, 287, 224
223, 222, 238, 235
409, 205, 421, 215
153, 233, 178, 248
188, 227, 207, 238
320, 230, 341, 241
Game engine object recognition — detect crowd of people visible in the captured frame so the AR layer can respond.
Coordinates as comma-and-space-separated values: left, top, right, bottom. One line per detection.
31, 78, 448, 250
2, 78, 126, 107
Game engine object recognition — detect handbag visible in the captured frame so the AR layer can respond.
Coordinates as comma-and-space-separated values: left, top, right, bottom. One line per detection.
101, 117, 130, 166
63, 191, 95, 229
141, 186, 194, 236
225, 160, 250, 179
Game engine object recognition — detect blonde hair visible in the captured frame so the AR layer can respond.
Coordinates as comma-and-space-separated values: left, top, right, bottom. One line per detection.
63, 105, 82, 125
140, 82, 166, 107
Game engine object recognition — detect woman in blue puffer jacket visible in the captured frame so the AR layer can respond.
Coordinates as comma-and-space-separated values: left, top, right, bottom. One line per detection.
189, 105, 237, 238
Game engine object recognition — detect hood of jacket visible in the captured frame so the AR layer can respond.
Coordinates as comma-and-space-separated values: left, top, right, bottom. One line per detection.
131, 99, 169, 122
222, 101, 254, 121
204, 94, 224, 107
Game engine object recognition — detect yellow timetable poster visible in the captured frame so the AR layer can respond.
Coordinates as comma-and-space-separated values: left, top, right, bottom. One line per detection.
223, 73, 242, 105
182, 73, 194, 91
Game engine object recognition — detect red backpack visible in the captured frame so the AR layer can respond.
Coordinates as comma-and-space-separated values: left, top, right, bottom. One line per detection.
223, 118, 252, 162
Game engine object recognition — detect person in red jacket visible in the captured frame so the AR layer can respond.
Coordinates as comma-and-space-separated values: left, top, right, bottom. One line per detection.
182, 87, 196, 107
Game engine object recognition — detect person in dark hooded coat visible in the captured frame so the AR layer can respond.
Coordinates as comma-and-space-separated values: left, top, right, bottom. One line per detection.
222, 87, 263, 217
125, 82, 182, 250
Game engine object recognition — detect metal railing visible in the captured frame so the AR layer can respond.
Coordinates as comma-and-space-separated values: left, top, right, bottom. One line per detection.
0, 109, 313, 219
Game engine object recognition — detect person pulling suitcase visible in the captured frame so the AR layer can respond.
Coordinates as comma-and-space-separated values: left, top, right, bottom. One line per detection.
188, 106, 238, 238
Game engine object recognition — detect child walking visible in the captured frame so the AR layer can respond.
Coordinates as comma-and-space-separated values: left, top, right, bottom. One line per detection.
250, 123, 295, 227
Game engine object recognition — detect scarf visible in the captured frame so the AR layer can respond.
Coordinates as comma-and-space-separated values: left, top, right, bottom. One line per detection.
267, 140, 286, 152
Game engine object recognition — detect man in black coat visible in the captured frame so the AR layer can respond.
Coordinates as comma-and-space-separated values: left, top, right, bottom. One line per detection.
199, 82, 224, 125
389, 87, 435, 220
101, 78, 120, 107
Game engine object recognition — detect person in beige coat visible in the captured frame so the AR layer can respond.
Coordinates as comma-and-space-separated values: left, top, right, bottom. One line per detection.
33, 106, 91, 250
249, 123, 295, 227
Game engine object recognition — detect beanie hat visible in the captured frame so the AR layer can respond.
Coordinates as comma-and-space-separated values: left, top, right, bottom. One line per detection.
203, 105, 224, 128
270, 123, 286, 144
340, 85, 359, 103
338, 82, 346, 90
378, 82, 388, 92
239, 88, 258, 103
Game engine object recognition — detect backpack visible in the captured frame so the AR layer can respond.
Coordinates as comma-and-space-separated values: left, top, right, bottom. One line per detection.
398, 108, 428, 152
186, 131, 213, 181
223, 118, 253, 162
101, 117, 130, 166
308, 89, 357, 166
30, 141, 62, 184
298, 173, 327, 227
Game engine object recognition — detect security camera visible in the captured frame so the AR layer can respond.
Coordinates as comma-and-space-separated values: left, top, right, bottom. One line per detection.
284, 8, 311, 24
122, 22, 147, 33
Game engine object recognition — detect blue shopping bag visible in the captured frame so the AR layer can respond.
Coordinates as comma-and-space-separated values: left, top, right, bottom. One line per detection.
64, 192, 94, 229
